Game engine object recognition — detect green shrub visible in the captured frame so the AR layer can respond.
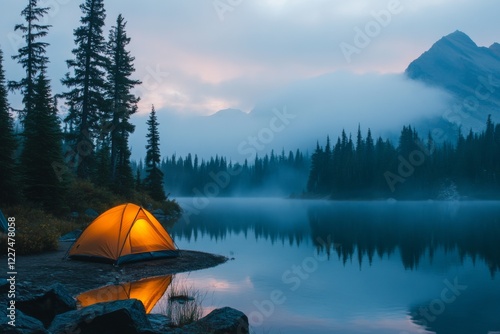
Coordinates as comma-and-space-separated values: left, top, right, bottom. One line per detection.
65, 179, 182, 223
65, 179, 123, 214
0, 206, 79, 255
0, 180, 182, 255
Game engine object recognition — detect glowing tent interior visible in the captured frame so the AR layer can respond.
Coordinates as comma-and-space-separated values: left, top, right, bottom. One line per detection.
68, 203, 178, 264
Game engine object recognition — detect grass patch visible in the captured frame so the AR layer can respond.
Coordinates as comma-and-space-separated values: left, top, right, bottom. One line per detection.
157, 278, 205, 327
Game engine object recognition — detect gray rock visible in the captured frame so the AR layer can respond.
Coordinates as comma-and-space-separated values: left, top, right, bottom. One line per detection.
59, 229, 82, 241
48, 299, 153, 334
147, 313, 172, 332
0, 308, 48, 334
84, 208, 99, 219
181, 307, 249, 334
17, 283, 76, 328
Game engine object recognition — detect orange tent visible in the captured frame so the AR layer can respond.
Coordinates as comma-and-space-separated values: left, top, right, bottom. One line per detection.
68, 203, 178, 264
76, 275, 172, 313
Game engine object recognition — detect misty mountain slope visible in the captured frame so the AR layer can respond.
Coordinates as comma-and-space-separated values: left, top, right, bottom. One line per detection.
131, 32, 500, 162
406, 30, 500, 131
129, 72, 451, 162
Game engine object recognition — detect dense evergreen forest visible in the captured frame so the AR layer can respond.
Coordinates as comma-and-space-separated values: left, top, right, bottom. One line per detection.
134, 149, 310, 197
137, 117, 500, 200
0, 0, 171, 216
307, 117, 500, 199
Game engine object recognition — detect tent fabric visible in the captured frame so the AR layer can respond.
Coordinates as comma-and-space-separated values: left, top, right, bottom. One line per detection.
76, 275, 173, 313
68, 203, 178, 264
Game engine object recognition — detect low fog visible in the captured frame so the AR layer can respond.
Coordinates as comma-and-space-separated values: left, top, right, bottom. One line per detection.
130, 72, 453, 163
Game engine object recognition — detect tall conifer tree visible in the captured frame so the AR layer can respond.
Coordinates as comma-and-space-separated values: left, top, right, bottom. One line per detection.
62, 0, 108, 178
8, 0, 50, 121
145, 105, 166, 201
106, 14, 141, 195
21, 63, 66, 212
0, 48, 20, 205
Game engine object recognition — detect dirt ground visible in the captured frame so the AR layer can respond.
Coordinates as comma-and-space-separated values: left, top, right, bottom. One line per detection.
13, 241, 228, 297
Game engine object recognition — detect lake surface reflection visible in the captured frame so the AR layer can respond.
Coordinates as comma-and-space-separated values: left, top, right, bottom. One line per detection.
165, 199, 499, 333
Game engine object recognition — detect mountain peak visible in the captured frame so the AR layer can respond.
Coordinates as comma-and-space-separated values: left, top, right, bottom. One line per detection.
404, 30, 500, 131
405, 31, 498, 83
209, 108, 247, 118
490, 42, 500, 58
442, 30, 477, 47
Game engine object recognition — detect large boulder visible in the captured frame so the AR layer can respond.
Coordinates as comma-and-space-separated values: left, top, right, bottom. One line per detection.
181, 307, 249, 334
0, 308, 48, 334
48, 299, 153, 334
17, 283, 76, 327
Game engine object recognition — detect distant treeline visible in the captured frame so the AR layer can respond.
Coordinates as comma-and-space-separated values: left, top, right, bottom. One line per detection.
134, 149, 310, 196
307, 116, 500, 199
132, 117, 500, 199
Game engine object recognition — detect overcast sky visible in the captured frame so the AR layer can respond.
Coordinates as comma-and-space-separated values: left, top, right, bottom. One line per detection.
1, 0, 499, 116
1, 0, 499, 160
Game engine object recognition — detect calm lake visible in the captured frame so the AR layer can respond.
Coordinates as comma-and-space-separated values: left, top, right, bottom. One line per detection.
158, 198, 500, 334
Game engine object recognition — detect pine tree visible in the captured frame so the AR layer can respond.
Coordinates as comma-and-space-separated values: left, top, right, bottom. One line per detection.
8, 0, 50, 122
145, 105, 166, 201
21, 64, 66, 212
355, 125, 365, 188
61, 0, 108, 178
106, 14, 141, 195
307, 142, 323, 193
135, 168, 142, 191
0, 48, 21, 205
362, 128, 374, 190
319, 136, 331, 193
93, 139, 112, 188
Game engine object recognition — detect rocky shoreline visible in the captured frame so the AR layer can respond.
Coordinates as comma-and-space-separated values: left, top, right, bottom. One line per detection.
1, 242, 249, 333
1, 283, 249, 333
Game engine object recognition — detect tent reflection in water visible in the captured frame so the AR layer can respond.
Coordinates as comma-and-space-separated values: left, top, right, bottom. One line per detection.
76, 275, 173, 314
68, 203, 178, 264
